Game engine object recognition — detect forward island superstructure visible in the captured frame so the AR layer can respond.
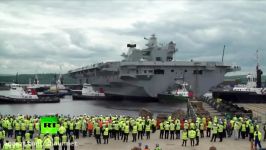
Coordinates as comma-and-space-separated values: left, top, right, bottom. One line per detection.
68, 34, 240, 99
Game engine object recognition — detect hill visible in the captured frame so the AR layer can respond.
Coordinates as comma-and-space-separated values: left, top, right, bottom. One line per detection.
0, 74, 76, 84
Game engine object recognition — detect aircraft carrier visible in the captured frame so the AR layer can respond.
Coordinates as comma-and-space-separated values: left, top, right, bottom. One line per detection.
68, 34, 240, 99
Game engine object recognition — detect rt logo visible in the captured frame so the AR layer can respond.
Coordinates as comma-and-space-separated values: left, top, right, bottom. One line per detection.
40, 116, 58, 135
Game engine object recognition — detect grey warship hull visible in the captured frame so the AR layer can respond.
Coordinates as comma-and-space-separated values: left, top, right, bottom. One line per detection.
69, 35, 240, 99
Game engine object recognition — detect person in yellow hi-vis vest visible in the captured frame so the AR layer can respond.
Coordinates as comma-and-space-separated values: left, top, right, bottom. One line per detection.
249, 123, 255, 141
94, 125, 101, 144
61, 133, 68, 150
53, 134, 60, 150
132, 125, 137, 142
175, 120, 181, 139
28, 122, 34, 138
188, 129, 196, 147
0, 129, 5, 149
169, 122, 175, 140
35, 136, 43, 150
103, 127, 109, 144
254, 130, 262, 149
2, 140, 11, 150
218, 123, 224, 142
145, 123, 151, 140
181, 130, 188, 147
70, 133, 75, 150
43, 134, 52, 150
24, 141, 32, 150
123, 124, 129, 142
58, 125, 66, 142
207, 120, 212, 137
240, 122, 246, 139
25, 132, 31, 143
14, 140, 22, 150
211, 123, 218, 142
164, 122, 170, 139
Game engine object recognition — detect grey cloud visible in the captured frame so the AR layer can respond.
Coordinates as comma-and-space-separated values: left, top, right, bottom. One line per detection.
0, 0, 265, 74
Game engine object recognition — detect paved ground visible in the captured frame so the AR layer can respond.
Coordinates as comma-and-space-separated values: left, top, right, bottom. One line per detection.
76, 132, 253, 150
5, 130, 257, 150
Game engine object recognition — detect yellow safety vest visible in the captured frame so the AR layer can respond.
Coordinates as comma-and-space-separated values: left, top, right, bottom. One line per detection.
208, 121, 212, 128
3, 143, 11, 150
14, 142, 22, 150
212, 125, 218, 134
54, 136, 60, 146
254, 131, 262, 141
170, 123, 175, 131
250, 125, 254, 133
29, 123, 34, 131
95, 127, 101, 135
164, 124, 170, 131
124, 125, 129, 134
21, 123, 26, 131
104, 128, 109, 136
241, 124, 246, 132
35, 139, 43, 150
25, 133, 31, 142
188, 130, 196, 139
0, 131, 4, 140
43, 138, 52, 149
16, 136, 22, 142
184, 123, 188, 129
24, 143, 31, 150
176, 123, 180, 130
182, 131, 188, 140
160, 123, 164, 130
35, 122, 40, 131
62, 135, 68, 143
15, 123, 20, 131
218, 124, 223, 133
200, 123, 204, 130
132, 126, 138, 134
138, 124, 143, 131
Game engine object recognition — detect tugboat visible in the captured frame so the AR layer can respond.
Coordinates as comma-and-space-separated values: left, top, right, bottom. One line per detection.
27, 74, 71, 98
0, 84, 60, 104
158, 82, 193, 103
72, 83, 105, 100
49, 74, 72, 98
213, 51, 266, 103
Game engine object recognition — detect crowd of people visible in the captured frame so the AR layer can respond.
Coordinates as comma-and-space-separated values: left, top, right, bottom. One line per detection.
0, 114, 265, 150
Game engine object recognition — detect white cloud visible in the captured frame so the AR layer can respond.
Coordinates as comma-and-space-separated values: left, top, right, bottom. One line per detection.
0, 0, 265, 75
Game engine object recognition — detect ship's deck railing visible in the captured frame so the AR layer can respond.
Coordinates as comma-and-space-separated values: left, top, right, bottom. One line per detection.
68, 63, 102, 74
68, 60, 240, 74
68, 62, 120, 74
120, 61, 230, 67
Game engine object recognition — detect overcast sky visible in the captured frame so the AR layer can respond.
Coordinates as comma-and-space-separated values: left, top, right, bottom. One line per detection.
0, 0, 265, 75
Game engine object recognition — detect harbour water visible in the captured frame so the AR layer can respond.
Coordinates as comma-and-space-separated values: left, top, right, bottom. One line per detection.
0, 96, 187, 116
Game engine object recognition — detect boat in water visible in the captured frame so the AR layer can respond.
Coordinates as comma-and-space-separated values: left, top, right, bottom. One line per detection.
27, 74, 71, 98
213, 51, 266, 103
213, 72, 266, 103
48, 74, 72, 97
72, 83, 105, 100
158, 82, 193, 103
68, 34, 240, 100
0, 84, 60, 104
